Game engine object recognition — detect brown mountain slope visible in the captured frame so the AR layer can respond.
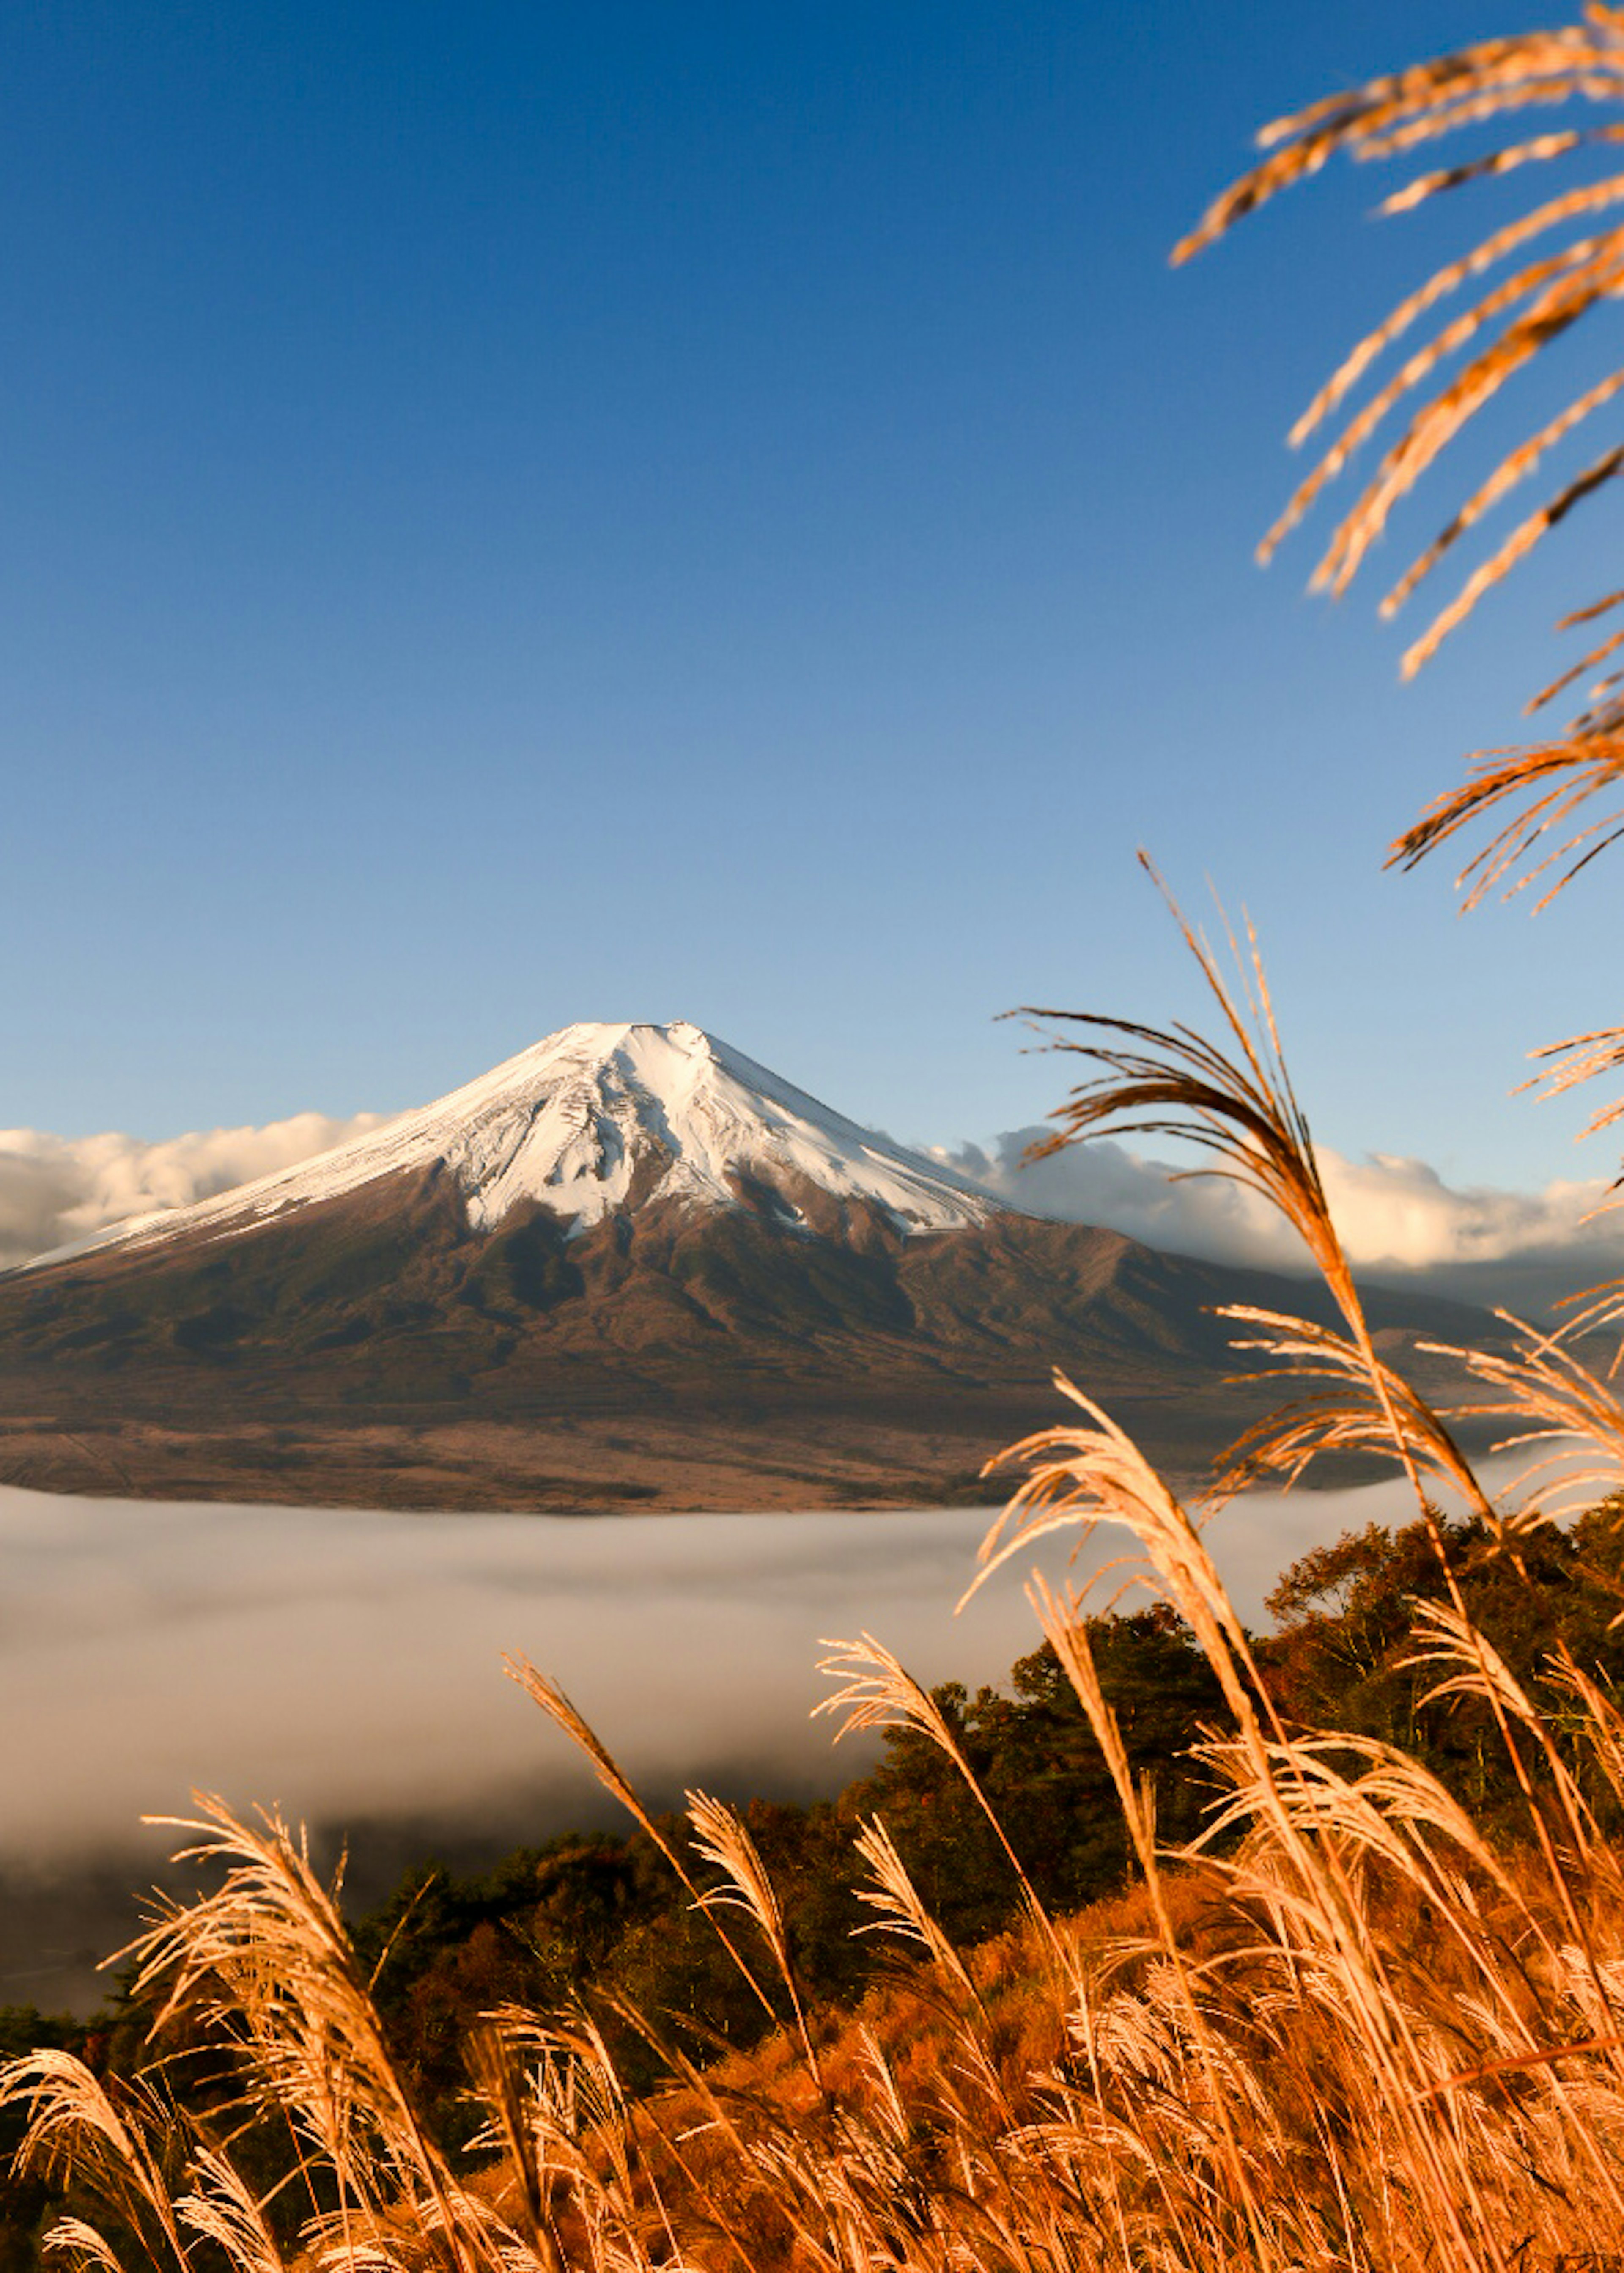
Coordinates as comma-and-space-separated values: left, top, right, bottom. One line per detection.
0, 1175, 1506, 1510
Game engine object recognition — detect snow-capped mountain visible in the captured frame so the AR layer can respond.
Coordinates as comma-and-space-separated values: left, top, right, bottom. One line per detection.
47, 1020, 1001, 1267
0, 1022, 1510, 1517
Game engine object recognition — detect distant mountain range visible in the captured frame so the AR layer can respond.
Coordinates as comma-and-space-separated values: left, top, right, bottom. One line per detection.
0, 1022, 1505, 1511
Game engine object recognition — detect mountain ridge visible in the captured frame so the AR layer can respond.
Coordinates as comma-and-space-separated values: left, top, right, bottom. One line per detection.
28, 1019, 999, 1272
0, 1021, 1512, 1511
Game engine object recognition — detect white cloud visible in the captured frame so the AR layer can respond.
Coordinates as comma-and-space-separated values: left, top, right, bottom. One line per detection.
0, 1112, 393, 1270
936, 1131, 1624, 1314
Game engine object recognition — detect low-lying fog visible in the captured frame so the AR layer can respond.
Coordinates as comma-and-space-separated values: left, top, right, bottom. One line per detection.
0, 1462, 1541, 2009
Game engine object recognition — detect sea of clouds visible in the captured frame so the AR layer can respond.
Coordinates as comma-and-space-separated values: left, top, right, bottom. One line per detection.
936, 1130, 1624, 1316
0, 1465, 1542, 2008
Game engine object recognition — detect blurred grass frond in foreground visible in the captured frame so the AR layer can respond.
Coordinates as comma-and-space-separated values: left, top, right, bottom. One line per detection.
1180, 6, 1624, 945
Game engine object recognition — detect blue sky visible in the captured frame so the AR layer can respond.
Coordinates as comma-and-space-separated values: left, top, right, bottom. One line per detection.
4, 1, 1617, 1194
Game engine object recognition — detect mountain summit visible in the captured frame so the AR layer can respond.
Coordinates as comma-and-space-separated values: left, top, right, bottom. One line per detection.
0, 1022, 1504, 1515
46, 1020, 1002, 1267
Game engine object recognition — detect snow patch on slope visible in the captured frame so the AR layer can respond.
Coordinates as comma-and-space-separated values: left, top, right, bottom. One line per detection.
38, 1022, 1001, 1265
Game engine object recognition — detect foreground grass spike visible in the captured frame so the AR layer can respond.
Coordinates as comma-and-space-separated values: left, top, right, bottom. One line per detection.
1175, 11, 1624, 661
1178, 6, 1624, 969
816, 1630, 1067, 1962
1021, 862, 1351, 1311
1418, 1305, 1624, 1510
848, 1816, 979, 1995
685, 1789, 823, 2085
1215, 1303, 1500, 1523
505, 1651, 798, 2038
1021, 866, 1499, 1542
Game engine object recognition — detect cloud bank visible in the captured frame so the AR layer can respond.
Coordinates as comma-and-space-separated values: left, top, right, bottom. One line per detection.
0, 1468, 1518, 2006
937, 1131, 1624, 1315
0, 1112, 394, 1269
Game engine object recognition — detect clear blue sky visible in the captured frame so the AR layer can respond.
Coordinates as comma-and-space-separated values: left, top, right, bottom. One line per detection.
4, 2, 1616, 1190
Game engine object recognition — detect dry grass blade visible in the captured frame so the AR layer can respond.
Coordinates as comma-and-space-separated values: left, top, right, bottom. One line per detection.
848, 1816, 978, 1995
686, 1790, 823, 2084
502, 1655, 650, 1828
686, 1792, 789, 1967
1570, 672, 1624, 735
1400, 440, 1624, 676
1180, 9, 1624, 915
1214, 1304, 1502, 1525
1557, 1276, 1624, 1350
1525, 1020, 1624, 1138
1528, 614, 1624, 713
816, 1630, 1066, 1963
1388, 732, 1624, 908
1026, 1577, 1160, 1894
505, 1654, 788, 2035
1417, 2031, 1624, 2097
1418, 1311, 1624, 1512
1380, 124, 1624, 214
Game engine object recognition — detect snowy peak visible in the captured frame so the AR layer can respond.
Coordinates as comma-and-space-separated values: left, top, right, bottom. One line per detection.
443, 1020, 997, 1234
66, 1021, 1002, 1262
